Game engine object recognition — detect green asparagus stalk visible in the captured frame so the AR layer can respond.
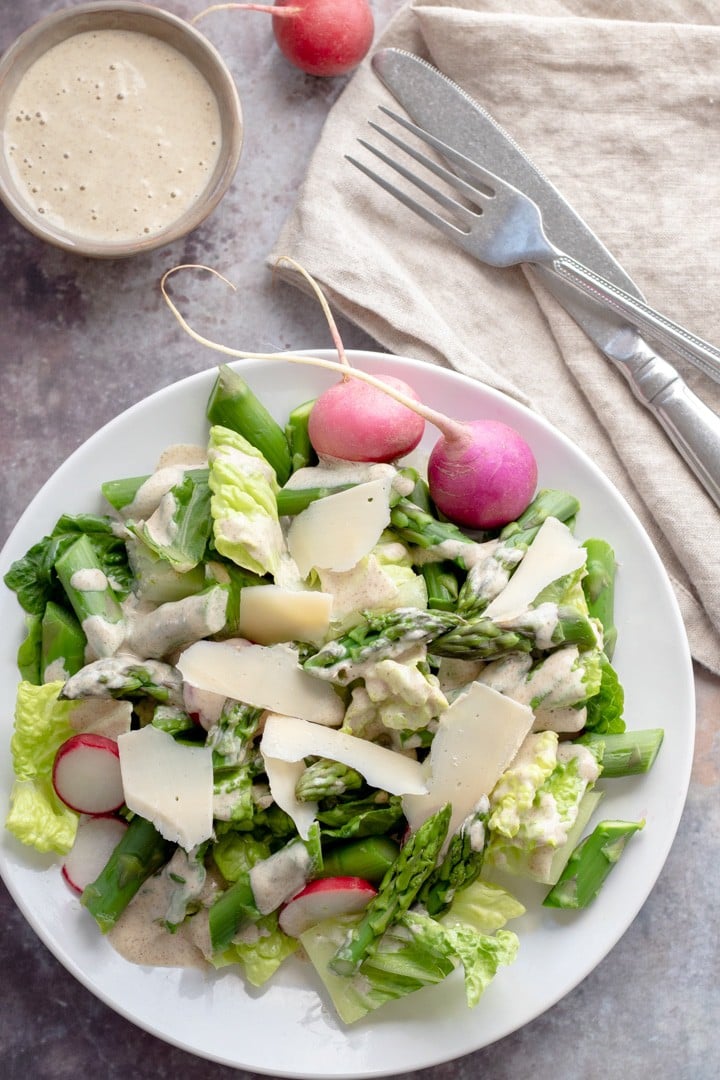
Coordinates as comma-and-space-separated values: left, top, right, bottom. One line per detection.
582, 538, 618, 660
206, 701, 264, 770
458, 489, 581, 618
61, 655, 184, 705
102, 468, 210, 516
285, 398, 317, 473
82, 814, 175, 932
41, 601, 86, 680
431, 604, 597, 661
396, 469, 434, 514
276, 483, 355, 517
577, 729, 664, 777
16, 614, 42, 684
303, 607, 461, 682
320, 836, 401, 884
417, 801, 489, 916
124, 585, 228, 660
206, 364, 292, 485
422, 561, 462, 611
55, 534, 125, 656
295, 759, 364, 801
389, 497, 477, 552
543, 818, 645, 909
329, 803, 452, 976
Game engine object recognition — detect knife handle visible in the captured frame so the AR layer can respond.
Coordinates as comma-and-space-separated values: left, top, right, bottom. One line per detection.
614, 339, 720, 509
552, 257, 720, 388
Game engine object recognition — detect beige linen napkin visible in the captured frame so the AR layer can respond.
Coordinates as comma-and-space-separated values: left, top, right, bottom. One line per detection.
269, 0, 720, 674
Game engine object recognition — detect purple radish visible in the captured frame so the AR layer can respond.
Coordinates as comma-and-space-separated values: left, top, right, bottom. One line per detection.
278, 876, 377, 937
52, 732, 125, 815
61, 815, 128, 894
308, 374, 425, 462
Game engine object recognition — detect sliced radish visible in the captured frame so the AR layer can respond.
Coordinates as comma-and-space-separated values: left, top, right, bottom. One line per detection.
61, 815, 128, 894
278, 876, 377, 938
52, 732, 125, 815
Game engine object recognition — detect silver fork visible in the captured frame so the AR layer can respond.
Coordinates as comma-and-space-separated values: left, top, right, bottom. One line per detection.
347, 107, 720, 389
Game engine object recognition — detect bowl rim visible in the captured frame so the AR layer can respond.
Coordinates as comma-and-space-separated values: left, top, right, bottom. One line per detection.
0, 1, 243, 258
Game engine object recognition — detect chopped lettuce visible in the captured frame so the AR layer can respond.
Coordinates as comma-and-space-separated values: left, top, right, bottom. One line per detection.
5, 680, 79, 854
212, 912, 299, 985
488, 731, 559, 838
208, 424, 284, 576
584, 654, 626, 734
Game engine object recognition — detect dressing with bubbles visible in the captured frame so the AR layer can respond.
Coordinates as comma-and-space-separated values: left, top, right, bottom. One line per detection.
4, 28, 222, 242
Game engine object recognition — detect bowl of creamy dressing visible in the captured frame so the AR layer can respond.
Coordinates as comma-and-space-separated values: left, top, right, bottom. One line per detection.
0, 2, 243, 257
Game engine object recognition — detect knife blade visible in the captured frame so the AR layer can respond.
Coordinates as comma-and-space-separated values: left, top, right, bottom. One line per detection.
371, 48, 720, 510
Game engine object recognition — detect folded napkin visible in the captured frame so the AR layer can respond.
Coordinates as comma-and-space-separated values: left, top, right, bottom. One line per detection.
269, 0, 720, 674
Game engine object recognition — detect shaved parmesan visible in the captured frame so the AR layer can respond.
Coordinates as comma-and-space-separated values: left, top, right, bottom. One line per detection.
117, 725, 213, 850
403, 682, 534, 838
238, 585, 333, 645
262, 755, 318, 840
484, 517, 586, 621
260, 713, 428, 796
177, 640, 344, 727
287, 476, 393, 578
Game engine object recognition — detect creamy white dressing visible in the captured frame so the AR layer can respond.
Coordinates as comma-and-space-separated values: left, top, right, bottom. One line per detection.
497, 602, 560, 651
124, 466, 187, 520
81, 612, 127, 660
69, 567, 108, 592
143, 492, 179, 548
283, 458, 398, 491
43, 657, 69, 683
155, 444, 208, 471
5, 29, 222, 242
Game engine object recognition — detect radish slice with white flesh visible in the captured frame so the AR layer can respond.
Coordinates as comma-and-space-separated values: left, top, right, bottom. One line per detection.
61, 815, 128, 894
52, 732, 125, 815
278, 876, 377, 938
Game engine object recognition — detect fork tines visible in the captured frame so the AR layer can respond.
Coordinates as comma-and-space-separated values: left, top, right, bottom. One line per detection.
346, 107, 495, 237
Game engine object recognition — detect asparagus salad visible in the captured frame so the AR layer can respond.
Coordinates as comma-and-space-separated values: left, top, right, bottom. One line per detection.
3, 363, 662, 1024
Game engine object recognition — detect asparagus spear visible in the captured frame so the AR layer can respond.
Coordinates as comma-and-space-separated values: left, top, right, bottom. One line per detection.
582, 538, 618, 660
206, 701, 264, 770
61, 655, 184, 705
543, 819, 645, 909
431, 604, 597, 660
295, 759, 364, 801
577, 729, 664, 777
418, 800, 489, 916
82, 814, 175, 932
276, 483, 355, 517
422, 561, 462, 611
302, 607, 461, 682
458, 489, 581, 617
389, 497, 478, 552
320, 837, 401, 885
329, 803, 452, 976
124, 585, 228, 660
55, 534, 125, 657
285, 398, 317, 473
206, 364, 292, 485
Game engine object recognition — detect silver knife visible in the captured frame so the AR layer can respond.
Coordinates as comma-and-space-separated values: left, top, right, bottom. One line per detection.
371, 48, 720, 510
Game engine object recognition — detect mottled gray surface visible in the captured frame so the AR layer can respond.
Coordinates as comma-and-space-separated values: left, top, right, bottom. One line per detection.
1, 2, 719, 1078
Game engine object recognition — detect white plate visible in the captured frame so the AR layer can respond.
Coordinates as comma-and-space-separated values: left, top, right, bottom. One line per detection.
0, 352, 694, 1077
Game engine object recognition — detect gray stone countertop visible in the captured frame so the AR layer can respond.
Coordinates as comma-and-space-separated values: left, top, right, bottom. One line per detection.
0, 2, 718, 1078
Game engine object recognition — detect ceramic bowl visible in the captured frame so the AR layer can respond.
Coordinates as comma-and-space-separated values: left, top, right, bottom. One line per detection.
0, 2, 243, 257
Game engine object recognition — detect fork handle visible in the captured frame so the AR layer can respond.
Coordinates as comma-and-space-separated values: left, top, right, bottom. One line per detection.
599, 336, 720, 508
551, 256, 720, 387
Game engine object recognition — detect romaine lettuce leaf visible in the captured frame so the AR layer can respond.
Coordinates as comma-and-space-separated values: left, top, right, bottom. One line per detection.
211, 912, 299, 986
208, 425, 284, 576
5, 680, 79, 854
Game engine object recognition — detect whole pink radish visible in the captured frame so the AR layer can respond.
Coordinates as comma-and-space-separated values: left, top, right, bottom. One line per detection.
273, 0, 374, 76
52, 732, 125, 815
308, 374, 426, 462
194, 1, 374, 77
428, 419, 538, 529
